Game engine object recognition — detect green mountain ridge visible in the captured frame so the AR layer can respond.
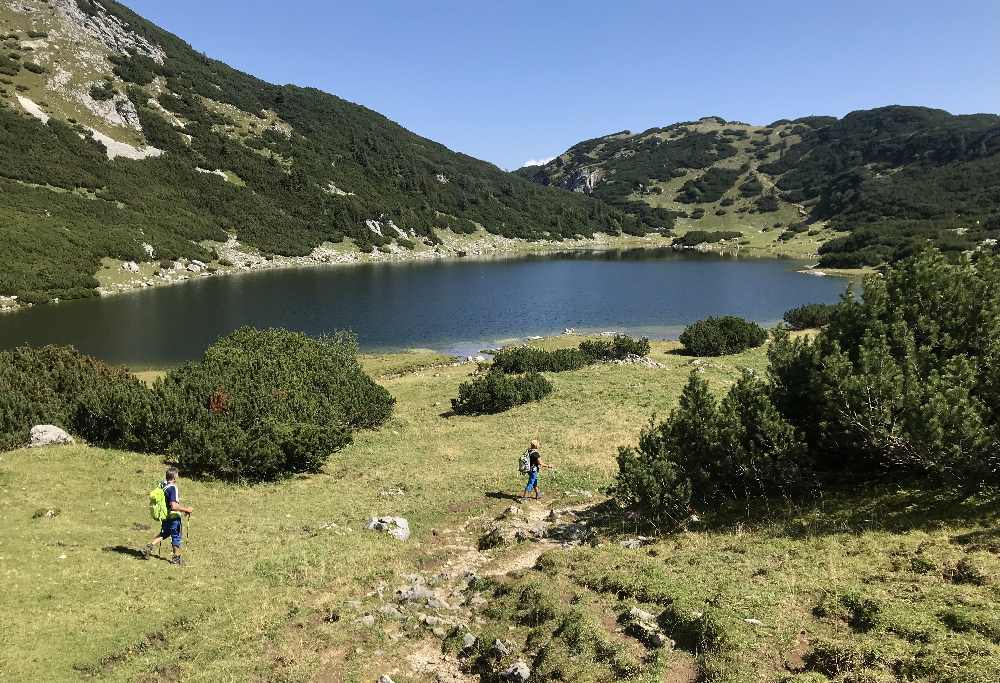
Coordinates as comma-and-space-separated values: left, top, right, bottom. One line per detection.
0, 0, 661, 304
517, 108, 1000, 266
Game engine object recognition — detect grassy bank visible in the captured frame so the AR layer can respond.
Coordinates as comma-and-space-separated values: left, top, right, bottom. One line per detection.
1, 339, 995, 681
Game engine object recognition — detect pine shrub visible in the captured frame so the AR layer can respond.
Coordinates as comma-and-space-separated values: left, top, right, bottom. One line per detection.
578, 335, 651, 361
490, 346, 590, 374
611, 372, 805, 521
0, 345, 153, 451
679, 316, 767, 356
783, 303, 837, 330
451, 371, 552, 415
153, 327, 393, 481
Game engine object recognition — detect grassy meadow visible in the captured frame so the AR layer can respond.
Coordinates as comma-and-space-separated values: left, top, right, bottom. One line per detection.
1, 338, 997, 681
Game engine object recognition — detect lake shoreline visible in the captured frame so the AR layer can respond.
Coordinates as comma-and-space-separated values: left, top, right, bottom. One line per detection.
0, 230, 865, 315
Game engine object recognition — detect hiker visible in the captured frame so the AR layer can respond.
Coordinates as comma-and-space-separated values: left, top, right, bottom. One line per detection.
144, 467, 193, 565
521, 439, 553, 501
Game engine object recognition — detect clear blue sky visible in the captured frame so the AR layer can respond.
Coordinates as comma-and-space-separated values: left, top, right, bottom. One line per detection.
123, 0, 999, 170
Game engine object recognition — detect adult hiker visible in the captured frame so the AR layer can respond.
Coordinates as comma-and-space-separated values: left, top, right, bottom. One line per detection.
520, 439, 553, 501
144, 467, 193, 566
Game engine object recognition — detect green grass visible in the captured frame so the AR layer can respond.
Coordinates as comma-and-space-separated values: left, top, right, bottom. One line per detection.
1, 337, 995, 681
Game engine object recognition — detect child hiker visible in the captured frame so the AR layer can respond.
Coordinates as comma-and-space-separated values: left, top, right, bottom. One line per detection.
521, 439, 554, 501
144, 467, 193, 565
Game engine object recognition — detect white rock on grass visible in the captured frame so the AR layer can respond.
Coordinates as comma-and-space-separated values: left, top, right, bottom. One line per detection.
502, 661, 531, 682
367, 516, 411, 541
29, 425, 74, 448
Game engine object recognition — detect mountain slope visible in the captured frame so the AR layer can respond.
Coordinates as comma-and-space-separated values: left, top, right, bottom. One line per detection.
0, 0, 661, 304
518, 109, 1000, 266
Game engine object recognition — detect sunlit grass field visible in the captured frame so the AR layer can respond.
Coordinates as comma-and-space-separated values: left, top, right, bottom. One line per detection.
1, 339, 996, 681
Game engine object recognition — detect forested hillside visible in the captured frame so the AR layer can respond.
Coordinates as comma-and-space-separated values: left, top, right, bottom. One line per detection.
0, 0, 656, 304
518, 109, 1000, 266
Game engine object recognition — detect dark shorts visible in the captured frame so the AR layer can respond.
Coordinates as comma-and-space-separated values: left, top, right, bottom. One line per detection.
160, 517, 182, 547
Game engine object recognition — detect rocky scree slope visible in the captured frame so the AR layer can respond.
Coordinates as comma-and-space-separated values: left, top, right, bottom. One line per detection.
517, 109, 1000, 266
0, 0, 661, 306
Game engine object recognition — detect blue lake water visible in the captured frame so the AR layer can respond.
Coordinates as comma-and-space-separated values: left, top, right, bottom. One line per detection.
0, 249, 847, 367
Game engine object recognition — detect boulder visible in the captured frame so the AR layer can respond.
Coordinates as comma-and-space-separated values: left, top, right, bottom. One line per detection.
489, 638, 511, 659
367, 516, 410, 541
377, 676, 395, 683
620, 606, 673, 649
498, 505, 521, 519
121, 261, 140, 273
28, 425, 74, 448
502, 661, 531, 682
397, 581, 436, 604
461, 632, 477, 650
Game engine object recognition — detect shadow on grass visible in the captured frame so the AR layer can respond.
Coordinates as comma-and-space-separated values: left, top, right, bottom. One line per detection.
102, 545, 169, 561
485, 490, 524, 503
559, 482, 1000, 543
693, 480, 1000, 540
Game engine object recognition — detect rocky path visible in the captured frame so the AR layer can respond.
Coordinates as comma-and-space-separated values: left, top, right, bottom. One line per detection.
360, 499, 602, 683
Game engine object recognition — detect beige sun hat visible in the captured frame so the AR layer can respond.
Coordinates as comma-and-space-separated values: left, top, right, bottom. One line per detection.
530, 439, 540, 449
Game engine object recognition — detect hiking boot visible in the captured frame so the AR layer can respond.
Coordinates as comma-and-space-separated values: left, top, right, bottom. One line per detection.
142, 544, 154, 560
169, 556, 185, 566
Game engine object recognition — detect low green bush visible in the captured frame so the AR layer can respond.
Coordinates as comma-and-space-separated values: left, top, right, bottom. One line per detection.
23, 61, 45, 74
612, 371, 806, 521
579, 334, 651, 361
490, 346, 590, 374
452, 371, 552, 415
679, 316, 767, 356
489, 335, 649, 375
783, 303, 836, 330
154, 327, 393, 481
88, 81, 115, 102
0, 345, 153, 451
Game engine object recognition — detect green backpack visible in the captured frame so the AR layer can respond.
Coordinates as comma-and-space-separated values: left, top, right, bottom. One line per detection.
149, 484, 168, 522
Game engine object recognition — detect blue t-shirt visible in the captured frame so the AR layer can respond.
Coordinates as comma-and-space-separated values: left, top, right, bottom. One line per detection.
163, 482, 179, 518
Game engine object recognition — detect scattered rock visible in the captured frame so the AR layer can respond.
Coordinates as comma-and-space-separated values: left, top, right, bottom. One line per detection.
377, 675, 395, 683
489, 639, 511, 659
121, 261, 140, 273
502, 661, 531, 682
356, 614, 376, 627
620, 536, 655, 549
427, 596, 452, 610
28, 425, 74, 448
379, 604, 405, 620
461, 632, 477, 650
601, 354, 665, 369
478, 525, 511, 550
367, 516, 411, 541
499, 505, 521, 519
620, 606, 673, 649
397, 579, 438, 604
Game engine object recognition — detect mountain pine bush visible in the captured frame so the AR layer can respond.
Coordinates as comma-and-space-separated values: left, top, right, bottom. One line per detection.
451, 371, 552, 415
489, 346, 590, 374
578, 335, 651, 361
612, 371, 805, 522
0, 345, 153, 451
679, 316, 767, 356
153, 328, 393, 481
618, 249, 1000, 523
782, 303, 837, 330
